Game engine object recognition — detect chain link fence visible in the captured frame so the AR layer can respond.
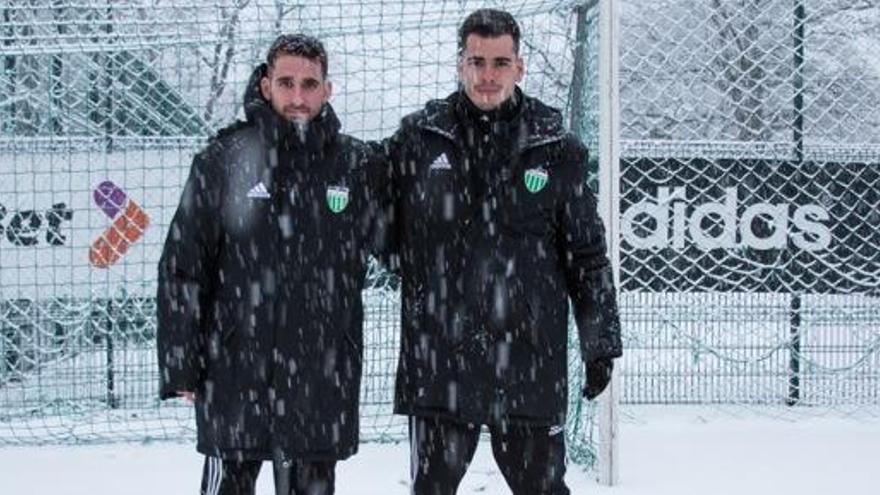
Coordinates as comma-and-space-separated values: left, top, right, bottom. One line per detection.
617, 0, 880, 409
0, 0, 602, 462
3, 0, 878, 464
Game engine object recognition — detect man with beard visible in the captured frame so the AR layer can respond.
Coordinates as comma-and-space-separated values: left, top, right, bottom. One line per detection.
157, 34, 375, 495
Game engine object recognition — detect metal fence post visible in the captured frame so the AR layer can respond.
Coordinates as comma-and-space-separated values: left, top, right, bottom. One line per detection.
788, 293, 802, 405
105, 299, 118, 409
0, 301, 7, 381
597, 0, 621, 486
787, 0, 806, 407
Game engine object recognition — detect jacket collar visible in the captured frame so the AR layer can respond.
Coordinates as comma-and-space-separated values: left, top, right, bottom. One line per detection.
417, 88, 566, 152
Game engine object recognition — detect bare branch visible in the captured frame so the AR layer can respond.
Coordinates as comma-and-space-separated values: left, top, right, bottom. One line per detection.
203, 0, 252, 125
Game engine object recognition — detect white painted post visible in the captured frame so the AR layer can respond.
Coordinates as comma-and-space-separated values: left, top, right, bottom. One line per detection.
597, 0, 621, 487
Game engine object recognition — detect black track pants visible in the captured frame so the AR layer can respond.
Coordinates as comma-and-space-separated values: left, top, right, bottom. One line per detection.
199, 456, 336, 495
408, 416, 570, 495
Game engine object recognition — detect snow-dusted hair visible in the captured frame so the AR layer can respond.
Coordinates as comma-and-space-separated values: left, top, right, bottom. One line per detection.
266, 33, 328, 79
458, 9, 521, 55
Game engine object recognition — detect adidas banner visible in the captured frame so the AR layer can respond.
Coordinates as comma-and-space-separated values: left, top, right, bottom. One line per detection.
619, 158, 879, 294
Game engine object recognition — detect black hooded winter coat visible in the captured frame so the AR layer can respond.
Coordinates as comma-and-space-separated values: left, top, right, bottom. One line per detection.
156, 64, 374, 461
377, 90, 623, 426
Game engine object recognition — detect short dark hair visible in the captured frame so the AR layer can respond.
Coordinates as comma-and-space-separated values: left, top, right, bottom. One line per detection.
457, 9, 521, 55
266, 33, 328, 79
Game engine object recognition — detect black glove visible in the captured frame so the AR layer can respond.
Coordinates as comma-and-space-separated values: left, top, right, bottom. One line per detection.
583, 358, 614, 400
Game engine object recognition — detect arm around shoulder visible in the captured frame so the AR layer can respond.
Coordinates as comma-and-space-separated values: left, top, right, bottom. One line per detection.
364, 127, 410, 272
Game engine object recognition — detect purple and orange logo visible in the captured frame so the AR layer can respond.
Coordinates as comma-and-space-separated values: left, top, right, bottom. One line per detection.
89, 181, 150, 268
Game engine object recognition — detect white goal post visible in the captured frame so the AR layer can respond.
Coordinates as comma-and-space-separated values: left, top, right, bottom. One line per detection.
596, 0, 621, 486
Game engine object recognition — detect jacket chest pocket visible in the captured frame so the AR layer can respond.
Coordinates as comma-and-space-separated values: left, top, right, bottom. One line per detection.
502, 169, 557, 237
222, 189, 276, 240
289, 185, 362, 265
415, 172, 473, 227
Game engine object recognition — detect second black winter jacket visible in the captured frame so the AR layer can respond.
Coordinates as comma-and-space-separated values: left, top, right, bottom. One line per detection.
377, 89, 623, 427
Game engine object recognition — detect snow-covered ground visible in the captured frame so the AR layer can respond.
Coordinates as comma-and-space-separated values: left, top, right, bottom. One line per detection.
1, 406, 878, 494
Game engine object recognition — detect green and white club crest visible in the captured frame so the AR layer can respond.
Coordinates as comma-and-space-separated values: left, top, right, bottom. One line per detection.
524, 167, 549, 193
326, 185, 350, 213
